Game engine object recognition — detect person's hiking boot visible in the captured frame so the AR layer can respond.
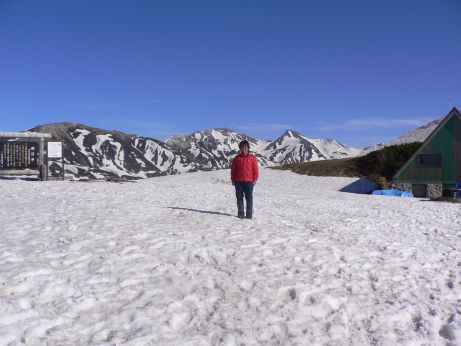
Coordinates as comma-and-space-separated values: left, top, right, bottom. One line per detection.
245, 213, 252, 219
238, 212, 245, 219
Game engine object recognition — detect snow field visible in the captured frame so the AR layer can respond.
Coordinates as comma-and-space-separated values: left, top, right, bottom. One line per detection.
0, 168, 460, 345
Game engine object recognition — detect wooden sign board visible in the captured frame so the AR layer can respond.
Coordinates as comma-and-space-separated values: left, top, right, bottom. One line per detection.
0, 142, 39, 169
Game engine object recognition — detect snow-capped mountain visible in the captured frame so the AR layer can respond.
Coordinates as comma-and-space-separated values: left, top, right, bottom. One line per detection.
167, 129, 361, 168
29, 123, 362, 179
261, 130, 327, 164
363, 116, 444, 153
165, 128, 274, 169
29, 122, 197, 179
308, 138, 364, 160
261, 130, 362, 164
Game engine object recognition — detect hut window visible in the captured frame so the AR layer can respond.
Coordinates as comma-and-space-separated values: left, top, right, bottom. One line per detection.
418, 154, 442, 166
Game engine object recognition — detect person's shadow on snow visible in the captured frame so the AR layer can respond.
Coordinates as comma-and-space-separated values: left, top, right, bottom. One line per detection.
167, 207, 233, 217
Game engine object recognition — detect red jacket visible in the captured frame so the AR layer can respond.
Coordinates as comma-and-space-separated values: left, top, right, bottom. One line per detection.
231, 153, 259, 182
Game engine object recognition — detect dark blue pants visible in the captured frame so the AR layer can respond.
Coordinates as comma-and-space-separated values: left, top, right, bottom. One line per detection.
234, 181, 254, 217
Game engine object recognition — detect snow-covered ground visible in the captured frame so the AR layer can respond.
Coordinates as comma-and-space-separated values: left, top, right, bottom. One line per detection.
1, 168, 460, 345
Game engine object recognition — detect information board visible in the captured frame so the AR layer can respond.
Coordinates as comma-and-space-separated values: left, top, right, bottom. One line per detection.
0, 142, 39, 169
47, 141, 63, 158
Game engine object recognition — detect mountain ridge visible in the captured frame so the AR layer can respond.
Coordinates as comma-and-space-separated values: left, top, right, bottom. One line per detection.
27, 122, 360, 179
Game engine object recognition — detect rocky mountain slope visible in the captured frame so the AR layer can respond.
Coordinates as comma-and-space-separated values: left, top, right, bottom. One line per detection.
30, 123, 196, 179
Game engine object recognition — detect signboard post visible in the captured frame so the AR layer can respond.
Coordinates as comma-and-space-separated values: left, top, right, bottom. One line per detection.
47, 142, 62, 158
46, 141, 65, 180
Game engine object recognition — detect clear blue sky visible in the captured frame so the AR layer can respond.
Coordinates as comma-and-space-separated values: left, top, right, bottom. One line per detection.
1, 0, 460, 146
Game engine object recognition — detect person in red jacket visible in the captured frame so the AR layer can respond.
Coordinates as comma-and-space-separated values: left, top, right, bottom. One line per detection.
231, 140, 259, 219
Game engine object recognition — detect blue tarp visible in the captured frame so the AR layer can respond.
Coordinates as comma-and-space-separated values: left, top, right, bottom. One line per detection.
371, 189, 413, 198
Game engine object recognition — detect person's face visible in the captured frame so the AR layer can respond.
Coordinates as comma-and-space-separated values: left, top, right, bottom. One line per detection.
240, 145, 249, 155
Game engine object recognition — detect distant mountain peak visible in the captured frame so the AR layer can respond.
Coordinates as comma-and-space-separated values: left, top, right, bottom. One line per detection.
282, 129, 302, 138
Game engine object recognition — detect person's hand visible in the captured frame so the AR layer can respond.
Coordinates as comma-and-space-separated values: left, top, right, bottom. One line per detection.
253, 181, 257, 185
232, 181, 235, 185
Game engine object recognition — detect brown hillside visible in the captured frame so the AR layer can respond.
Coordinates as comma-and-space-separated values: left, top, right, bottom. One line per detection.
276, 157, 359, 177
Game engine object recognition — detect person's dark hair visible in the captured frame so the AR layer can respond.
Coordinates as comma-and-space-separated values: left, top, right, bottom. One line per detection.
238, 140, 250, 149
